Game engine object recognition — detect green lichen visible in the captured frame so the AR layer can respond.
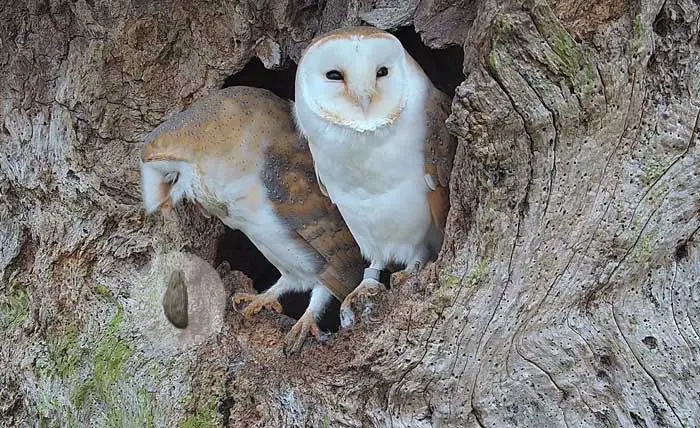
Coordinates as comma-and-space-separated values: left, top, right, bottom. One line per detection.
181, 399, 220, 428
70, 379, 95, 410
36, 399, 80, 428
642, 159, 665, 187
69, 304, 135, 412
434, 260, 490, 309
33, 298, 169, 427
105, 405, 126, 428
493, 15, 517, 36
627, 14, 651, 62
442, 274, 460, 289
434, 274, 460, 308
634, 15, 644, 39
136, 389, 157, 428
552, 29, 582, 78
638, 230, 659, 261
652, 184, 670, 201
93, 305, 133, 394
527, 4, 595, 84
488, 50, 499, 74
0, 286, 29, 330
433, 291, 452, 309
41, 326, 82, 379
468, 260, 489, 286
93, 284, 113, 299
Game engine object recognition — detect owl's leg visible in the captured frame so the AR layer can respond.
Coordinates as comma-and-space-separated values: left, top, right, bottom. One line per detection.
339, 262, 386, 329
390, 259, 424, 288
232, 277, 286, 318
284, 286, 331, 354
391, 245, 433, 287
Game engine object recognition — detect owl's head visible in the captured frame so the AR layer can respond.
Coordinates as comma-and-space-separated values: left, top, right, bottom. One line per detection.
140, 158, 195, 215
140, 130, 197, 215
296, 27, 411, 132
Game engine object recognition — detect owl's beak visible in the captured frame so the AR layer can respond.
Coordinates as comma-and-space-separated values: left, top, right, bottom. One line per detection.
159, 196, 174, 216
158, 181, 175, 215
358, 95, 371, 112
348, 73, 376, 113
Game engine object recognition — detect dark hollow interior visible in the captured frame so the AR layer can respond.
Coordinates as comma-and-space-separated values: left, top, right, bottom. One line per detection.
223, 57, 297, 100
215, 228, 342, 331
217, 26, 464, 331
390, 26, 464, 97
221, 25, 464, 100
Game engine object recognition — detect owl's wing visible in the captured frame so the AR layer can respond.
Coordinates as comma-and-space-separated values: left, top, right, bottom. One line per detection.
423, 86, 457, 231
292, 207, 363, 301
298, 132, 330, 198
263, 136, 363, 301
314, 163, 330, 197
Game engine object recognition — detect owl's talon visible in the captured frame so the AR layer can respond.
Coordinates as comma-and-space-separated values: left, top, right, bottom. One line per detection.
284, 311, 322, 355
339, 279, 385, 329
340, 307, 356, 329
391, 271, 411, 287
232, 292, 283, 318
391, 261, 423, 288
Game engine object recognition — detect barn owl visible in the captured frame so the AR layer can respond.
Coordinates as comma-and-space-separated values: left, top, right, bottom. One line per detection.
140, 86, 364, 353
294, 27, 457, 327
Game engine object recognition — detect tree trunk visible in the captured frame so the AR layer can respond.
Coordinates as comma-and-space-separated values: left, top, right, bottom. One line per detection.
2, 0, 699, 427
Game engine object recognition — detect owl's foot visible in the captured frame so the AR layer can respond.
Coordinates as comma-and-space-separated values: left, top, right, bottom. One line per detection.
339, 278, 385, 329
390, 270, 411, 287
284, 310, 325, 355
232, 292, 283, 318
391, 261, 423, 288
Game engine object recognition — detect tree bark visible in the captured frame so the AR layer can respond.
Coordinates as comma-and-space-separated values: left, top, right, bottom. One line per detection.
1, 0, 699, 427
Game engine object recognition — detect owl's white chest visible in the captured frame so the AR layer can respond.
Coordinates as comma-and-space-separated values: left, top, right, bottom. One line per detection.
302, 108, 432, 267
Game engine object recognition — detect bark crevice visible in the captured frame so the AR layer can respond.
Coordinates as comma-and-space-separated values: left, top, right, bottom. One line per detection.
2, 0, 700, 426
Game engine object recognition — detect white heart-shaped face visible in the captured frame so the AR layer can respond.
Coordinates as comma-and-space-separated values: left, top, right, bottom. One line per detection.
296, 32, 409, 132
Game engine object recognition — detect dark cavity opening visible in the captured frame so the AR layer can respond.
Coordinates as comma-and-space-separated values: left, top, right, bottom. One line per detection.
674, 241, 688, 261
222, 57, 297, 100
389, 26, 464, 97
215, 228, 340, 332
223, 26, 464, 100
215, 229, 281, 291
217, 25, 463, 331
219, 55, 342, 330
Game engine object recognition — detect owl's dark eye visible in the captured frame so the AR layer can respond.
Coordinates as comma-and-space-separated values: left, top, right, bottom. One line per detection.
165, 172, 179, 185
325, 70, 344, 80
376, 66, 389, 77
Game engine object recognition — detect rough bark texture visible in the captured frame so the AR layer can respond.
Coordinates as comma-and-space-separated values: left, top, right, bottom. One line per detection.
1, 0, 699, 427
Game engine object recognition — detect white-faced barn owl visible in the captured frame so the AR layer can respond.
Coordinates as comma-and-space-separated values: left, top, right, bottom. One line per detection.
140, 86, 364, 353
294, 26, 457, 327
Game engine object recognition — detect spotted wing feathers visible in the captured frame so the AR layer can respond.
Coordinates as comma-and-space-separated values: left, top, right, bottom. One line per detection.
423, 86, 457, 232
262, 110, 364, 301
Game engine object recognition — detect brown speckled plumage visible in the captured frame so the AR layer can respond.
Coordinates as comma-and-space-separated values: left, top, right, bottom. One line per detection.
422, 81, 457, 231
403, 55, 457, 232
142, 86, 364, 301
262, 131, 364, 299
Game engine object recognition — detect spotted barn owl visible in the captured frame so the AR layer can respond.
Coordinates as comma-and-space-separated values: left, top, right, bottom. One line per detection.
140, 86, 364, 353
294, 27, 457, 327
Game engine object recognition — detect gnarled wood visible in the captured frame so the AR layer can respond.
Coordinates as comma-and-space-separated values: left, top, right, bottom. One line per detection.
1, 0, 698, 426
